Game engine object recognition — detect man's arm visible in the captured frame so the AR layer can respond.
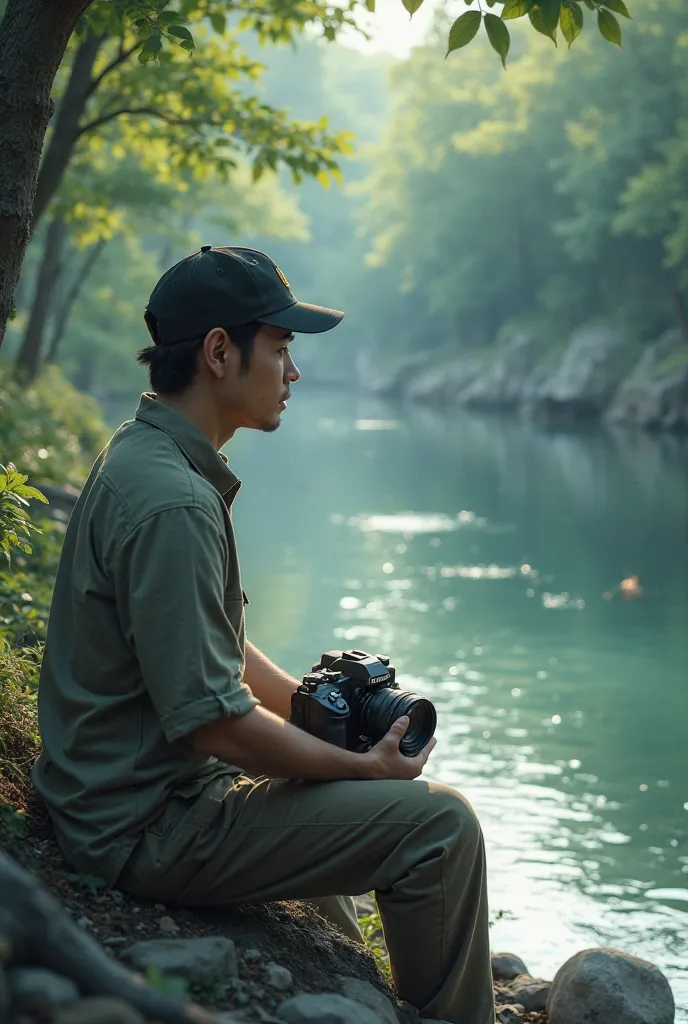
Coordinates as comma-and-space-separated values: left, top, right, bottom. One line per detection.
243, 642, 298, 720
189, 708, 435, 783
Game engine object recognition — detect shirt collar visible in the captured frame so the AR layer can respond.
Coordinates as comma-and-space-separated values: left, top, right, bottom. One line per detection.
135, 393, 241, 502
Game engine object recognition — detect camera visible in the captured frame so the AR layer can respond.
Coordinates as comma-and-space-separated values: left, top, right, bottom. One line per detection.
289, 649, 436, 757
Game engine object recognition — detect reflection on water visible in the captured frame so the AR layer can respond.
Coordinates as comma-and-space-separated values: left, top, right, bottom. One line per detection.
227, 393, 688, 1016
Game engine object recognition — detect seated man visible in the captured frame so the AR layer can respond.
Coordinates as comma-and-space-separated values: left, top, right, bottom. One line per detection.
33, 245, 495, 1024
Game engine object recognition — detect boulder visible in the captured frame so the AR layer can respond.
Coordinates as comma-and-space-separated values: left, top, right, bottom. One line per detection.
8, 966, 80, 1014
276, 992, 385, 1024
606, 328, 688, 431
491, 952, 530, 981
506, 975, 551, 1012
546, 947, 675, 1024
336, 976, 399, 1024
120, 936, 238, 986
406, 355, 484, 405
535, 324, 633, 416
459, 332, 546, 409
357, 350, 431, 398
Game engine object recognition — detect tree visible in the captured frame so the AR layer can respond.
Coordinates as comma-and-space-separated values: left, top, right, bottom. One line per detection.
0, 0, 634, 349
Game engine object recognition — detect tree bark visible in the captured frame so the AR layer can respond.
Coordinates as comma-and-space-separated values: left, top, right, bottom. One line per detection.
14, 217, 68, 382
0, 0, 93, 347
0, 852, 216, 1024
47, 238, 106, 364
33, 28, 105, 229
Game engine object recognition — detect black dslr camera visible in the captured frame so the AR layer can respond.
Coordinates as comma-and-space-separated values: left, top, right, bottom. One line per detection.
289, 649, 437, 757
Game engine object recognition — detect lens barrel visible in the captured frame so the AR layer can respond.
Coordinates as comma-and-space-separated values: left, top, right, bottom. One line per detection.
360, 687, 437, 757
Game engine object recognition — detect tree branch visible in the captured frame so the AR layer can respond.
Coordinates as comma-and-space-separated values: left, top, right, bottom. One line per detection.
86, 40, 141, 97
77, 107, 219, 135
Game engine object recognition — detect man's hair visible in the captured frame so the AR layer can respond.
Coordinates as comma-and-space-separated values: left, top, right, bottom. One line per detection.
137, 315, 259, 394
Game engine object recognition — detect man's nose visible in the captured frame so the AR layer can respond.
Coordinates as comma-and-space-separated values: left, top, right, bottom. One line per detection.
285, 353, 301, 383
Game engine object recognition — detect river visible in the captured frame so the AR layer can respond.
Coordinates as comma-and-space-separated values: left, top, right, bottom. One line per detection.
226, 390, 688, 1016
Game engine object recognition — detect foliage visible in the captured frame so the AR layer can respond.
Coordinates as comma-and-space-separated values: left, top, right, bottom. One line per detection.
0, 464, 47, 565
77, 0, 634, 70
0, 521, 64, 646
357, 904, 391, 981
0, 365, 110, 487
0, 638, 40, 810
354, 0, 688, 359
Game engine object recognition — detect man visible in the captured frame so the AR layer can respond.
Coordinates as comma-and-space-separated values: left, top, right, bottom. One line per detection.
33, 245, 494, 1024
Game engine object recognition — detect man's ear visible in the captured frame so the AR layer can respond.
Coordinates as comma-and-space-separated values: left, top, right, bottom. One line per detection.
203, 328, 233, 378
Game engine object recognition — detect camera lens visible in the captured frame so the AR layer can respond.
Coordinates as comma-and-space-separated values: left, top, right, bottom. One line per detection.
360, 688, 437, 757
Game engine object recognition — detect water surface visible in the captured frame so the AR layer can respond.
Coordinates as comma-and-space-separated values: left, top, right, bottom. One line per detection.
227, 393, 688, 1015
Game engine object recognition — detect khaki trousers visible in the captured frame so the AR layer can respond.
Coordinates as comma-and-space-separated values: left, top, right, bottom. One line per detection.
117, 774, 494, 1024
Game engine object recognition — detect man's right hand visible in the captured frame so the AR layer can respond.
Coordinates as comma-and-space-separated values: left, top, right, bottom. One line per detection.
362, 716, 437, 781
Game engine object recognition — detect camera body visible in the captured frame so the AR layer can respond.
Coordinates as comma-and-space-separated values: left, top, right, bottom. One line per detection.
290, 649, 396, 753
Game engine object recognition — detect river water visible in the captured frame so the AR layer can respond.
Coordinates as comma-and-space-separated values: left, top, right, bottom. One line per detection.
226, 391, 688, 1015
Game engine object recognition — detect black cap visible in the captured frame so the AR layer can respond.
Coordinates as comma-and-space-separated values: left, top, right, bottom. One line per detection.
145, 245, 344, 345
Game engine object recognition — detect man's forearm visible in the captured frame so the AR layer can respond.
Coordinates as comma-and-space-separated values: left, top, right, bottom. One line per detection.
190, 704, 373, 781
243, 641, 299, 720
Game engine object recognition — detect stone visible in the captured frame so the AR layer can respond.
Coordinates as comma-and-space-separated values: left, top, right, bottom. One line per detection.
55, 997, 146, 1024
335, 976, 398, 1024
276, 992, 385, 1024
459, 332, 544, 409
158, 915, 180, 936
535, 324, 634, 415
265, 962, 293, 991
506, 976, 550, 1012
491, 952, 531, 981
546, 947, 675, 1024
120, 936, 238, 985
606, 328, 688, 431
407, 355, 484, 406
242, 948, 262, 962
8, 967, 80, 1014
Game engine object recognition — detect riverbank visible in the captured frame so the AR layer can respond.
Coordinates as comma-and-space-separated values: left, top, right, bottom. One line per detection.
358, 324, 688, 433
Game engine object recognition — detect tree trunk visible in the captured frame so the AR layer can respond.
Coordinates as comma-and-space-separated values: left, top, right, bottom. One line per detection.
0, 0, 92, 347
33, 29, 105, 229
14, 217, 68, 382
674, 289, 688, 340
47, 238, 106, 364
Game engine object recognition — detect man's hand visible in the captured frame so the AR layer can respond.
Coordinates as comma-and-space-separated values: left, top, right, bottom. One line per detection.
362, 716, 437, 781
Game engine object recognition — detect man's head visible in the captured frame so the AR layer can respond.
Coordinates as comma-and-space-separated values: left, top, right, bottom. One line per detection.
138, 245, 344, 435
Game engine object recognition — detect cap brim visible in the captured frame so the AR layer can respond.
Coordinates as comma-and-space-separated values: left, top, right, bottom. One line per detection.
260, 299, 344, 334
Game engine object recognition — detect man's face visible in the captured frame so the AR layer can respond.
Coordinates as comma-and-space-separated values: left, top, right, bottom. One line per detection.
219, 323, 300, 434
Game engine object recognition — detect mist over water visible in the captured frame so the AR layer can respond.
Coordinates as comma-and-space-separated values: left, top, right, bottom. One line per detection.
228, 391, 688, 1017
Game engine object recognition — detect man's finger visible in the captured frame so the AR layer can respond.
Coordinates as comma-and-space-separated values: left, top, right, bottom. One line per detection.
388, 715, 410, 737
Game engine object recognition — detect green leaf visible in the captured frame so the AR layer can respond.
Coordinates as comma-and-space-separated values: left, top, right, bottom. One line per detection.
14, 486, 48, 504
210, 12, 226, 34
559, 1, 583, 45
365, 0, 376, 10
167, 24, 193, 42
599, 0, 630, 17
138, 33, 162, 62
485, 0, 496, 7
402, 0, 425, 16
597, 7, 622, 44
156, 10, 185, 25
447, 10, 482, 55
529, 0, 560, 42
501, 0, 528, 19
484, 13, 510, 67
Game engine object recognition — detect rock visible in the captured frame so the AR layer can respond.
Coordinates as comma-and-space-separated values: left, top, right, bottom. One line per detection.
158, 915, 180, 936
357, 349, 431, 398
265, 962, 293, 991
242, 948, 262, 962
507, 975, 551, 1012
546, 947, 675, 1024
76, 915, 94, 929
335, 976, 398, 1024
491, 952, 531, 981
8, 967, 80, 1014
496, 1005, 525, 1024
459, 332, 545, 409
535, 324, 635, 416
606, 328, 688, 431
407, 355, 484, 405
54, 997, 146, 1024
276, 992, 385, 1024
120, 936, 238, 985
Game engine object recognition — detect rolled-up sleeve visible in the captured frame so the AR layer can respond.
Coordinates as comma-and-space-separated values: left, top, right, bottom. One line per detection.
113, 505, 259, 742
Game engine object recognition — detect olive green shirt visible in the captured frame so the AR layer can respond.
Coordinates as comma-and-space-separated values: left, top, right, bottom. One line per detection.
32, 395, 259, 884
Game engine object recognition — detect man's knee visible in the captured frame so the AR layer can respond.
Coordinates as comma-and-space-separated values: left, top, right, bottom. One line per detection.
425, 780, 483, 850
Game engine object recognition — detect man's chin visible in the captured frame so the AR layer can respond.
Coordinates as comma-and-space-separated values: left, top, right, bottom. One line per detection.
258, 415, 281, 434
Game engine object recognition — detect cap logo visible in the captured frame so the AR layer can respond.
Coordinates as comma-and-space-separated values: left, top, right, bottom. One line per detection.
274, 265, 290, 289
